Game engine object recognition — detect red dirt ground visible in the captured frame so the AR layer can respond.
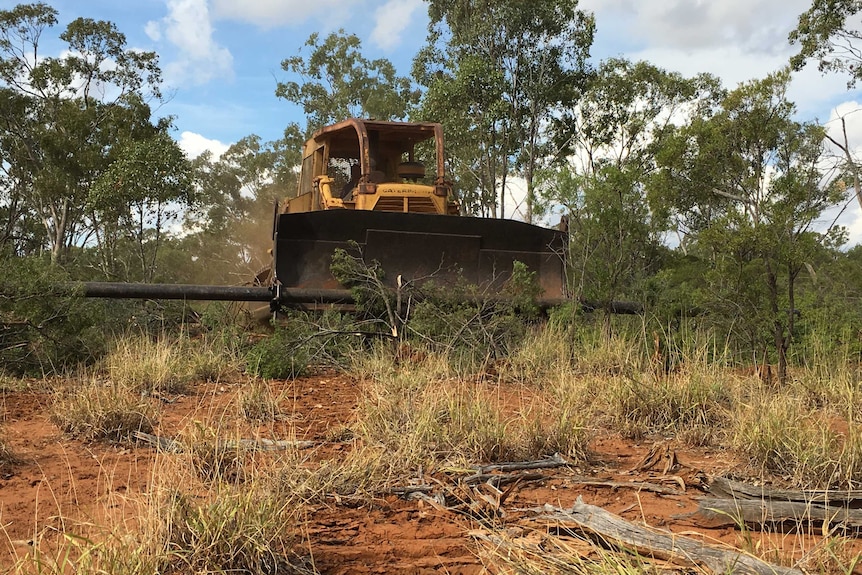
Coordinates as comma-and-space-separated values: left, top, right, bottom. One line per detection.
1, 373, 860, 574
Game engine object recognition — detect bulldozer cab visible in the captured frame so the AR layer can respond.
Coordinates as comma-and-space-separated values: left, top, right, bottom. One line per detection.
284, 119, 456, 215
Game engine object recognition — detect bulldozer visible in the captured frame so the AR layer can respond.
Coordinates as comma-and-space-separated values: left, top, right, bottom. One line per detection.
83, 118, 570, 310
269, 118, 567, 304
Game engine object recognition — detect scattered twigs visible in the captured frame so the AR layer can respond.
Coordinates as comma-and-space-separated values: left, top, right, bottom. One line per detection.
469, 452, 570, 476
387, 484, 435, 496
540, 498, 803, 575
627, 441, 682, 474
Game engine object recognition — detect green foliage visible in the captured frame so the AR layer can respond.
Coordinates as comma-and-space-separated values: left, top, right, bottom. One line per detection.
332, 242, 541, 364
277, 30, 418, 136
406, 276, 536, 369
0, 255, 106, 374
89, 130, 193, 282
789, 0, 862, 86
0, 3, 163, 263
414, 0, 595, 218
542, 59, 719, 313
330, 245, 393, 322
655, 69, 845, 382
245, 323, 310, 380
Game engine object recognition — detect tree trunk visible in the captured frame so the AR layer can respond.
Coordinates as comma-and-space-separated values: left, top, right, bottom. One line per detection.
766, 267, 787, 385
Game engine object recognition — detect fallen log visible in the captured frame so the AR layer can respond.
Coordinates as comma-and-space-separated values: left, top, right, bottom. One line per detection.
540, 498, 802, 575
567, 477, 684, 496
692, 497, 862, 531
462, 471, 546, 487
708, 476, 862, 508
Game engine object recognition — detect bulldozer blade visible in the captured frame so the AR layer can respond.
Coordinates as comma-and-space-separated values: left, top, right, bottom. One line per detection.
273, 211, 567, 298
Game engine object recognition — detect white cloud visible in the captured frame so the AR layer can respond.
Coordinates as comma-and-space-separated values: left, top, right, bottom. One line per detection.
370, 0, 423, 50
581, 0, 809, 54
846, 209, 862, 245
144, 20, 161, 42
178, 131, 230, 159
580, 0, 856, 122
211, 0, 358, 29
148, 0, 234, 86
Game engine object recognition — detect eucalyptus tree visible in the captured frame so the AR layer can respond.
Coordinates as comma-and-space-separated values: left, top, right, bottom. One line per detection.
655, 70, 846, 383
540, 59, 719, 322
790, 0, 862, 210
0, 2, 162, 264
413, 0, 594, 219
276, 31, 418, 137
790, 0, 862, 86
89, 129, 192, 282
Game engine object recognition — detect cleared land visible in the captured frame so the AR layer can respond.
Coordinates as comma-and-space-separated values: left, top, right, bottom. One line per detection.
2, 365, 860, 574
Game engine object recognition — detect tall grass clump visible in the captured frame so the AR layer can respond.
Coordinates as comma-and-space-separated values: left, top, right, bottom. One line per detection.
102, 332, 243, 393
600, 368, 734, 444
238, 377, 282, 422
12, 531, 164, 575
102, 335, 190, 394
154, 487, 305, 574
354, 345, 589, 466
140, 432, 313, 575
502, 323, 577, 387
274, 445, 396, 503
51, 377, 159, 442
732, 392, 862, 488
794, 333, 862, 419
0, 430, 18, 468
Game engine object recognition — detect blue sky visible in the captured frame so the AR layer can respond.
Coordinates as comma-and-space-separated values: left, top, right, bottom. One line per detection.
6, 0, 862, 240
28, 0, 434, 150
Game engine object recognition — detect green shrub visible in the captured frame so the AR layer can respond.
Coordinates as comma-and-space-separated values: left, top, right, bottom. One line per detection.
245, 323, 310, 379
0, 256, 107, 374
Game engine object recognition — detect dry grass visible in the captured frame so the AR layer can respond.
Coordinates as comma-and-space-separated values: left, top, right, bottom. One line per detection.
14, 322, 862, 574
100, 332, 242, 395
238, 377, 283, 423
50, 376, 159, 443
353, 343, 590, 467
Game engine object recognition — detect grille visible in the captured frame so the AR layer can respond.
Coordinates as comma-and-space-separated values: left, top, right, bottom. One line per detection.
373, 197, 438, 213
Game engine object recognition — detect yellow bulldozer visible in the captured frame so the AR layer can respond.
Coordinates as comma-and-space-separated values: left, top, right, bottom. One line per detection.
270, 118, 568, 304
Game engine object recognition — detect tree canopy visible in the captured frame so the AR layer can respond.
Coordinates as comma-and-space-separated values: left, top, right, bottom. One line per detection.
0, 0, 859, 381
276, 30, 418, 137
